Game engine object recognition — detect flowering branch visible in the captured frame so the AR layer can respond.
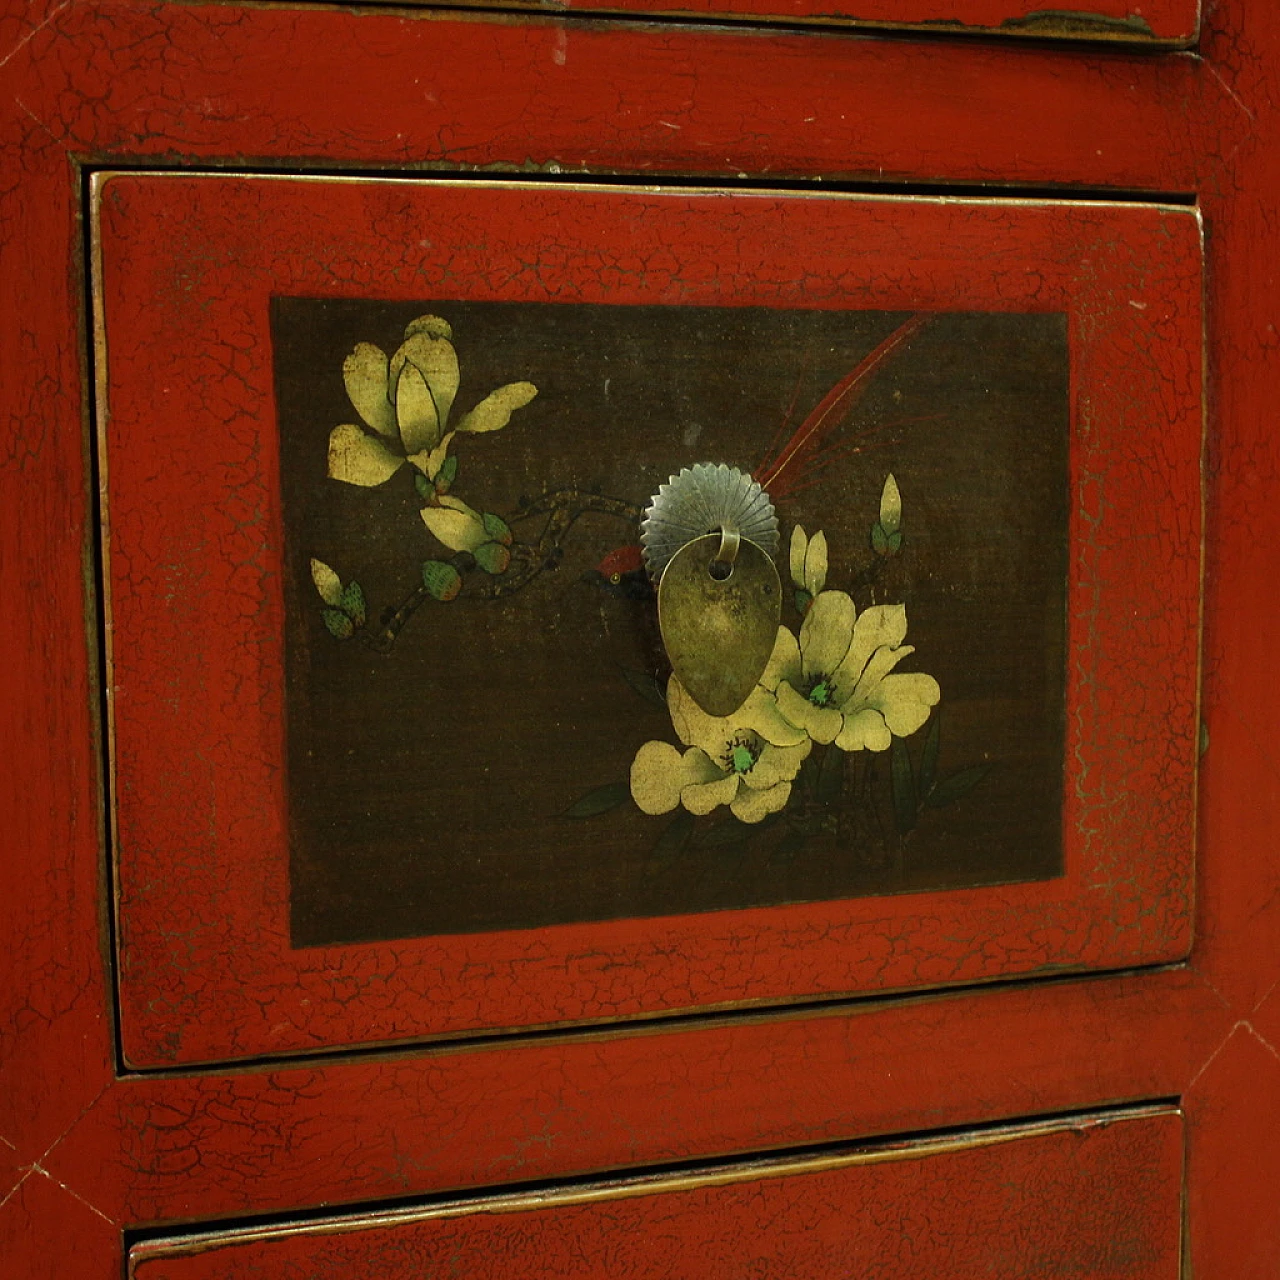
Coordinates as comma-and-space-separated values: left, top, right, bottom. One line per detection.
348, 488, 643, 653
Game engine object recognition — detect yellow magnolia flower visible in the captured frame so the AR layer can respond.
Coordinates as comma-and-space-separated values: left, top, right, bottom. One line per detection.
419, 494, 511, 575
420, 495, 487, 552
411, 493, 511, 576
327, 315, 537, 487
879, 473, 902, 534
762, 592, 940, 751
789, 524, 828, 598
630, 678, 811, 824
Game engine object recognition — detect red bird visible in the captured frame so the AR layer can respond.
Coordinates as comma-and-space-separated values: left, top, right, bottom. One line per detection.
588, 314, 929, 597
593, 541, 650, 594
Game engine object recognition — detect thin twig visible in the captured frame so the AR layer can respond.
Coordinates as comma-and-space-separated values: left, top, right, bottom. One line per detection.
359, 489, 642, 650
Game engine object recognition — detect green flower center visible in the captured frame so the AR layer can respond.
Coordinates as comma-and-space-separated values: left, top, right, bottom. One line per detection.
725, 733, 761, 775
808, 677, 833, 708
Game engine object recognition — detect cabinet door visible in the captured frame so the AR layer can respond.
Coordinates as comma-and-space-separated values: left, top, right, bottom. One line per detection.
96, 170, 1201, 1068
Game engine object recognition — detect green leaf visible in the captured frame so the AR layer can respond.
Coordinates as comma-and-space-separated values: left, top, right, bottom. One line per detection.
651, 810, 695, 862
871, 523, 904, 557
322, 608, 355, 640
620, 666, 668, 708
481, 511, 513, 545
794, 588, 812, 617
421, 559, 462, 602
414, 472, 433, 500
339, 581, 366, 627
562, 781, 630, 818
926, 763, 992, 809
698, 817, 753, 848
436, 454, 459, 490
817, 745, 845, 804
890, 735, 917, 835
473, 541, 512, 575
918, 715, 940, 799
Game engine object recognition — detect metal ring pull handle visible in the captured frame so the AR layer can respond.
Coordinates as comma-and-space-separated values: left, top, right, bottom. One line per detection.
712, 525, 741, 577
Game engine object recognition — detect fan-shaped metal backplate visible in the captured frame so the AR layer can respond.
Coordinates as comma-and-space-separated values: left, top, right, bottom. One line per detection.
641, 463, 779, 582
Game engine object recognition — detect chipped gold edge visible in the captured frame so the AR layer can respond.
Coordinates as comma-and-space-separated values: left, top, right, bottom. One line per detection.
128, 1105, 1181, 1265
87, 171, 124, 1020
1188, 202, 1208, 963
205, 0, 1198, 49
87, 166, 1197, 217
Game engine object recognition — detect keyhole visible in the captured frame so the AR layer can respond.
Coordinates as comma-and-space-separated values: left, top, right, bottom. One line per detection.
708, 559, 734, 582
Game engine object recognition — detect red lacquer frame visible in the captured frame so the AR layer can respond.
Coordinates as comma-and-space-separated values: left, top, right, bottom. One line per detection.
96, 173, 1203, 1068
4, 4, 1280, 1276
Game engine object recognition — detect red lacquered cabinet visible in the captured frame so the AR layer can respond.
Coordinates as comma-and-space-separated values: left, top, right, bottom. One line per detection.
2, 0, 1279, 1276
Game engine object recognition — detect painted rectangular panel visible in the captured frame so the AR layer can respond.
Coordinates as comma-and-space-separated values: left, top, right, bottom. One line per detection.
95, 173, 1202, 1067
359, 0, 1199, 43
128, 1108, 1183, 1279
277, 301, 1067, 946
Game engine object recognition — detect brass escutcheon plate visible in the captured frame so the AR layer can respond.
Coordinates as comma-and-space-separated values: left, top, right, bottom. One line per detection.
657, 533, 781, 718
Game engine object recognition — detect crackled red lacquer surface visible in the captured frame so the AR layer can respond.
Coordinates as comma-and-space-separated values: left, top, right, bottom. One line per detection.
2, 2, 1279, 1277
430, 0, 1197, 41
97, 175, 1201, 1068
128, 1110, 1181, 1279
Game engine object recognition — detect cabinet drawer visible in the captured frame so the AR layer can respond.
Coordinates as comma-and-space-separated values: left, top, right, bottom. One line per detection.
129, 1107, 1182, 1278
94, 172, 1202, 1067
358, 0, 1198, 43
